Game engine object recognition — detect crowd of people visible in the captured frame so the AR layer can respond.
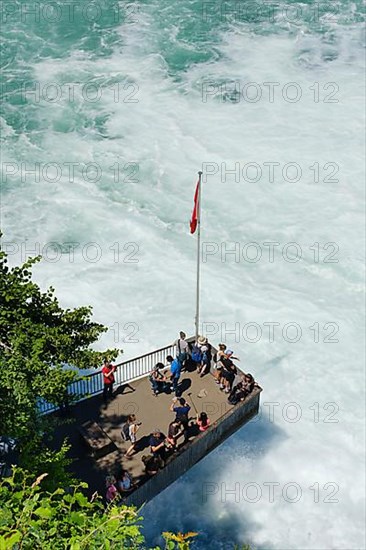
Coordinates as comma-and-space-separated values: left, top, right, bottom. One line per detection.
103, 332, 257, 503
147, 335, 256, 401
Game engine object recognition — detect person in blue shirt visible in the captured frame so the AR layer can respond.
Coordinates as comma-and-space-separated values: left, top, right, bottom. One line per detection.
166, 355, 181, 396
170, 397, 191, 443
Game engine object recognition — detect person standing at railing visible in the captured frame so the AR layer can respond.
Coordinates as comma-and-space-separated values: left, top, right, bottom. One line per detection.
174, 331, 190, 368
219, 353, 238, 394
197, 337, 212, 378
102, 359, 117, 404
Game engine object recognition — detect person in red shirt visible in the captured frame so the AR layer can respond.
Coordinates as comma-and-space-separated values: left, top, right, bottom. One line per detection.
102, 359, 116, 404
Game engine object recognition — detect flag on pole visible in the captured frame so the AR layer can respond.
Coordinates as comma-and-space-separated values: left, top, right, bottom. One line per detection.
190, 180, 200, 234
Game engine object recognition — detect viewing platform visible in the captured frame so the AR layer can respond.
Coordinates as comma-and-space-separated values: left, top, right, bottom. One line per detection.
51, 340, 262, 507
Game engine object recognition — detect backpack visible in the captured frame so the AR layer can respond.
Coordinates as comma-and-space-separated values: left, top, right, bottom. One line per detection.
191, 345, 202, 362
121, 422, 130, 441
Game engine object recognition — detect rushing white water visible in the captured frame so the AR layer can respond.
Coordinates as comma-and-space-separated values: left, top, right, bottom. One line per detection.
1, 1, 365, 547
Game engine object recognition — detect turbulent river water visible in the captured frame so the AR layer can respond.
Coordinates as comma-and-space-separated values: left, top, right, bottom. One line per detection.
1, 1, 365, 548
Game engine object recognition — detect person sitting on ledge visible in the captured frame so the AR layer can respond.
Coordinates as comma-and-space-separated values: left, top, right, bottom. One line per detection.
149, 429, 167, 463
105, 475, 118, 504
142, 454, 162, 475
116, 469, 134, 494
196, 411, 210, 432
149, 363, 169, 396
227, 380, 246, 405
228, 373, 255, 405
242, 373, 255, 395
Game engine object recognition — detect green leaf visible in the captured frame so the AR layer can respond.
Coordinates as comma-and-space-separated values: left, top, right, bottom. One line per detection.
34, 506, 54, 519
68, 512, 85, 526
75, 493, 88, 507
4, 531, 22, 547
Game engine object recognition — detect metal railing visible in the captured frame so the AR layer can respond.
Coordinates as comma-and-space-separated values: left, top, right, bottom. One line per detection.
39, 342, 177, 414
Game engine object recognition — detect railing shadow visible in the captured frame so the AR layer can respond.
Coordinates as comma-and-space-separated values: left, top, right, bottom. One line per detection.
114, 383, 136, 397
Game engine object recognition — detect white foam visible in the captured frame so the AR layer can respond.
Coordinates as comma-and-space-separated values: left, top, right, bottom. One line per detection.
1, 10, 365, 550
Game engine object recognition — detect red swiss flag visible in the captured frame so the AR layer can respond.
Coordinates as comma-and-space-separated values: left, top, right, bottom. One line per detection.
190, 180, 200, 234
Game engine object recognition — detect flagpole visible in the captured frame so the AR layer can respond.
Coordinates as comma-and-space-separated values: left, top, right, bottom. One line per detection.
195, 170, 203, 340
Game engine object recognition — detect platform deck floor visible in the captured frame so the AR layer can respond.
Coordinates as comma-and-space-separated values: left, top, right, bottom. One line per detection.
53, 364, 243, 497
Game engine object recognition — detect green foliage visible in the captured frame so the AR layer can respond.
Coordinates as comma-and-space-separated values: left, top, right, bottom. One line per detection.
0, 237, 119, 481
0, 469, 202, 550
0, 468, 145, 549
19, 438, 74, 492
